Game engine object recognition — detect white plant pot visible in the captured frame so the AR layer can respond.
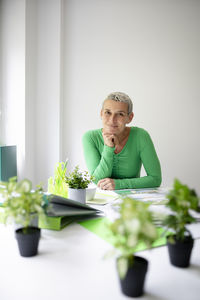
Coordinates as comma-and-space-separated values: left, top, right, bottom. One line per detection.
86, 187, 96, 201
68, 188, 86, 204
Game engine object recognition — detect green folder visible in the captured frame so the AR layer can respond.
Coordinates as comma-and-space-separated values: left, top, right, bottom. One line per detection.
39, 194, 103, 230
39, 215, 78, 231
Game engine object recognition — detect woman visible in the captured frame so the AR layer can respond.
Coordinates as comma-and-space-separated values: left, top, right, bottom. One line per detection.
82, 92, 162, 190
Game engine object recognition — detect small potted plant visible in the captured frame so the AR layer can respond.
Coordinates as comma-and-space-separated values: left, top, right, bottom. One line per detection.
107, 197, 158, 297
162, 178, 199, 268
65, 165, 94, 204
0, 176, 45, 257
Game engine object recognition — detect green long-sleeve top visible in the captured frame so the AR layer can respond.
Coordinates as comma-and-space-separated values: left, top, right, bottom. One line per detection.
82, 127, 162, 190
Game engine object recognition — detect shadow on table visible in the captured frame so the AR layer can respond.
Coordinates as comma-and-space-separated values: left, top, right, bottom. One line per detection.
189, 263, 200, 275
143, 292, 167, 300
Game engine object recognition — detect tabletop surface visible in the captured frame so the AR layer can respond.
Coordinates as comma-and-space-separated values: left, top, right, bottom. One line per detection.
1, 189, 200, 300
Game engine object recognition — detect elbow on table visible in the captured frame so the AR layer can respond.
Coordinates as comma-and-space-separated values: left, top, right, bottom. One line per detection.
152, 175, 162, 188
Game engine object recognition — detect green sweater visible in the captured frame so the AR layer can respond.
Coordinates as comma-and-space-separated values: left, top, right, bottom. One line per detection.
82, 127, 162, 190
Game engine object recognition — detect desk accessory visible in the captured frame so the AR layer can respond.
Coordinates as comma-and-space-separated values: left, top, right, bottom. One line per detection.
0, 145, 17, 181
48, 160, 68, 198
39, 194, 102, 230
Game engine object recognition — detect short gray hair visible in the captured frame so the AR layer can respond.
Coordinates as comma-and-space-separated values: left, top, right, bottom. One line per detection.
103, 92, 133, 114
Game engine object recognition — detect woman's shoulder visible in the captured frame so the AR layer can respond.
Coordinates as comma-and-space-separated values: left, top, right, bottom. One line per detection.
131, 126, 150, 137
82, 129, 102, 142
131, 127, 153, 149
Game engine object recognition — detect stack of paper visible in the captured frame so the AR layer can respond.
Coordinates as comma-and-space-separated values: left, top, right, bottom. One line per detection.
120, 188, 169, 205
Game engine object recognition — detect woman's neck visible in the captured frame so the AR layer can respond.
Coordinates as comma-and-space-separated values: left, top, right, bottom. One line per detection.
117, 127, 131, 143
114, 127, 131, 154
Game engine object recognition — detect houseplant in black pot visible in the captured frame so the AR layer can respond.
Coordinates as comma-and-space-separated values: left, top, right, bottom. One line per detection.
0, 176, 45, 257
107, 197, 158, 297
65, 165, 94, 204
162, 178, 199, 268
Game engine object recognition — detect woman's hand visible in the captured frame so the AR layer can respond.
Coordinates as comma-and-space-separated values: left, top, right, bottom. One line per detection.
97, 178, 115, 190
102, 132, 119, 148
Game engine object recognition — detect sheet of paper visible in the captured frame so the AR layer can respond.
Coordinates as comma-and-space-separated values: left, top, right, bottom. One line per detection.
86, 187, 169, 205
86, 189, 119, 205
120, 187, 169, 205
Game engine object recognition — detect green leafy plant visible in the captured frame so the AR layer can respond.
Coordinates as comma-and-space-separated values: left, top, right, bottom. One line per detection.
162, 178, 199, 242
0, 177, 45, 233
48, 160, 68, 198
107, 197, 158, 279
65, 165, 94, 189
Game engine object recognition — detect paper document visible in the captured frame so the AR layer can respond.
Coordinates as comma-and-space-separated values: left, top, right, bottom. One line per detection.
86, 187, 169, 205
125, 187, 169, 204
86, 189, 119, 205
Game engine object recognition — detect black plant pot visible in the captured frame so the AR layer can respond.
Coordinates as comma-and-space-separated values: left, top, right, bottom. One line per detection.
167, 235, 194, 268
15, 227, 41, 257
118, 256, 148, 297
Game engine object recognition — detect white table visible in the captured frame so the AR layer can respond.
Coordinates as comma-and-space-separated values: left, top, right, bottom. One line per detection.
0, 218, 200, 300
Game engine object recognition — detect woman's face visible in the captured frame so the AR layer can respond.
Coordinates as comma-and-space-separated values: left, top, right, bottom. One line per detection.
101, 100, 134, 135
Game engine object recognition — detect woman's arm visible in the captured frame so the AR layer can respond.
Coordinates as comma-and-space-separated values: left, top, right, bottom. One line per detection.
82, 131, 115, 184
114, 130, 162, 190
114, 174, 161, 190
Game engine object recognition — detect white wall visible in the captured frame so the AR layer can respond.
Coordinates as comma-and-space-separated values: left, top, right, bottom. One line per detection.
62, 0, 200, 192
0, 0, 200, 193
0, 0, 62, 188
24, 0, 37, 182
34, 0, 62, 186
0, 0, 25, 178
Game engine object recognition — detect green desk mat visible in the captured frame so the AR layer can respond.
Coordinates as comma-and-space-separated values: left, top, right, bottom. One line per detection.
79, 217, 166, 252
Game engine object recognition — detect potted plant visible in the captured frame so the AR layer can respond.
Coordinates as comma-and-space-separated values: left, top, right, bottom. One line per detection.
162, 178, 199, 268
107, 197, 158, 297
0, 176, 45, 257
48, 160, 68, 198
65, 165, 94, 204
